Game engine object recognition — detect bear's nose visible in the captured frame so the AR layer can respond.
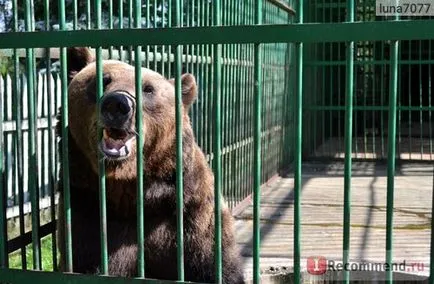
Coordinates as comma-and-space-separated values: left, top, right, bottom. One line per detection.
100, 93, 133, 127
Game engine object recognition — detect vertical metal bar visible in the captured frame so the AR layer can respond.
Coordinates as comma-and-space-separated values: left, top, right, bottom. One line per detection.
386, 29, 399, 284
294, 0, 303, 282
253, 0, 262, 282
25, 0, 41, 270
161, 0, 166, 76
362, 3, 367, 159
431, 167, 434, 283
153, 0, 158, 70
109, 0, 114, 58
343, 1, 354, 283
128, 0, 133, 63
73, 0, 78, 29
134, 0, 145, 278
95, 0, 109, 275
0, 76, 5, 270
12, 0, 26, 269
166, 0, 171, 74
429, 165, 434, 284
372, 41, 376, 157
45, 0, 57, 271
175, 0, 185, 280
408, 42, 412, 160
381, 40, 385, 157
221, 0, 227, 206
145, 0, 150, 68
321, 0, 325, 156
419, 42, 423, 158
119, 0, 124, 61
429, 39, 433, 160
87, 0, 91, 29
213, 0, 223, 281
59, 0, 72, 272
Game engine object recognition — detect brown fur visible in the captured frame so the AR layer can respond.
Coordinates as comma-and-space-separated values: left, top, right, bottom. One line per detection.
57, 47, 244, 283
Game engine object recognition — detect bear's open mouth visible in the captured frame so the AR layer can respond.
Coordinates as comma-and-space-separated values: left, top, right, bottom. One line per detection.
99, 128, 135, 159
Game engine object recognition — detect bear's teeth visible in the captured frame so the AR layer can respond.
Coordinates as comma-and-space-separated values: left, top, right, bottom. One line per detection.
119, 145, 128, 156
100, 135, 133, 158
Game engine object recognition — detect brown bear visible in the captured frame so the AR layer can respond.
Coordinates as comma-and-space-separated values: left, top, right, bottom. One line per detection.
56, 47, 244, 283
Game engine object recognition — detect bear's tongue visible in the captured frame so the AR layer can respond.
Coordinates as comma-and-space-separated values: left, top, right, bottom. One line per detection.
101, 129, 130, 157
104, 137, 125, 151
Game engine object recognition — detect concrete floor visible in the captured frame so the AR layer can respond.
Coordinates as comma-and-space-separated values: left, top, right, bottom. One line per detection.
234, 161, 433, 282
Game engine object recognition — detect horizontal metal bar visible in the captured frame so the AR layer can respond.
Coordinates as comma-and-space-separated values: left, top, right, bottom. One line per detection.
306, 59, 434, 65
266, 0, 296, 15
1, 20, 434, 48
2, 117, 56, 132
0, 268, 179, 283
0, 48, 255, 67
7, 221, 55, 253
305, 106, 434, 111
7, 194, 58, 220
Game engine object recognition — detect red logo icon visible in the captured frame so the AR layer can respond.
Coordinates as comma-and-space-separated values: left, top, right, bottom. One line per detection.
307, 256, 327, 275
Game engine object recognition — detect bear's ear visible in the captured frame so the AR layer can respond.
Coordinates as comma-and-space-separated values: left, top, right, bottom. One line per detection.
169, 73, 198, 108
67, 47, 94, 83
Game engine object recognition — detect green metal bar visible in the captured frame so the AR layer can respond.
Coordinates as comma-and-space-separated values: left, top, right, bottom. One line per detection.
419, 42, 423, 157
96, 0, 109, 275
430, 39, 433, 160
213, 0, 223, 281
167, 0, 172, 75
12, 0, 26, 269
293, 0, 303, 282
174, 0, 184, 281
153, 0, 157, 70
305, 105, 434, 111
408, 41, 412, 160
25, 0, 41, 271
371, 40, 376, 158
321, 0, 325, 156
0, 268, 182, 284
3, 20, 434, 48
431, 167, 434, 284
160, 0, 166, 75
109, 0, 114, 58
342, 1, 354, 283
266, 0, 296, 15
381, 40, 386, 157
305, 59, 434, 65
134, 0, 145, 278
0, 78, 5, 270
45, 0, 57, 271
143, 0, 149, 68
221, 0, 227, 208
87, 0, 91, 29
128, 0, 133, 63
174, 42, 185, 283
253, 0, 263, 282
172, 42, 186, 276
385, 39, 399, 284
224, 38, 229, 207
59, 0, 73, 271
73, 0, 78, 29
118, 0, 124, 61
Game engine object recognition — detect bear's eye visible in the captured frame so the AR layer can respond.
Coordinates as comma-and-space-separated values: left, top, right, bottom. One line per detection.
103, 73, 112, 88
143, 85, 154, 95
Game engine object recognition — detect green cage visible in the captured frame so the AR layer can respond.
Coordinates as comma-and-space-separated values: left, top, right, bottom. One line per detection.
0, 0, 433, 283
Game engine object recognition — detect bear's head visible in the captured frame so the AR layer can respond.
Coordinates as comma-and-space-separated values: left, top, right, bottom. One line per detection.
66, 47, 197, 179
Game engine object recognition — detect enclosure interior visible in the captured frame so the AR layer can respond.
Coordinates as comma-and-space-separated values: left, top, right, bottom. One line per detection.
0, 0, 433, 282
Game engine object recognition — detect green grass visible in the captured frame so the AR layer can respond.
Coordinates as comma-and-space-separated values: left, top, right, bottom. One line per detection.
8, 234, 58, 271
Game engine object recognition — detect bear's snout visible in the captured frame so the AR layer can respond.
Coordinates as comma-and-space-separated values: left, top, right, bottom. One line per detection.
100, 92, 134, 129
